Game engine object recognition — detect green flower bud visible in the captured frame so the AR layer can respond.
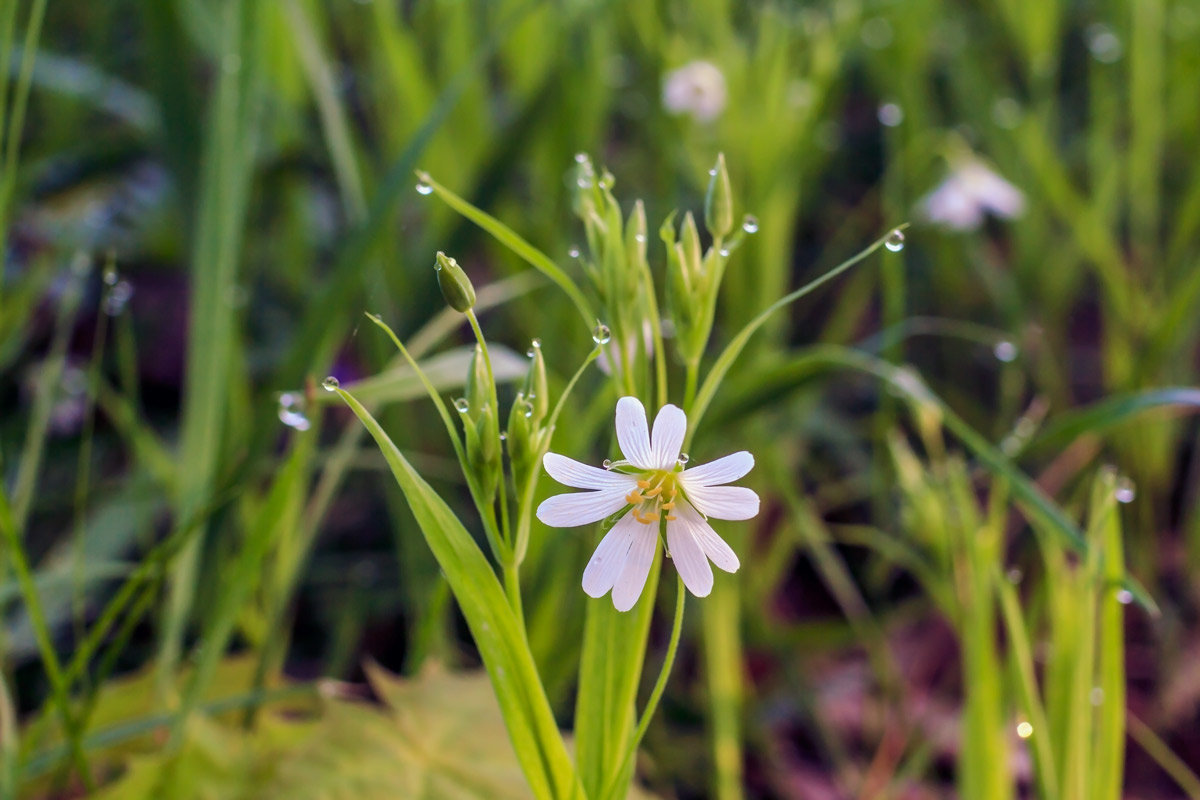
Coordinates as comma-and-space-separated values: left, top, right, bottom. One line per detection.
679, 211, 702, 281
465, 344, 491, 423
705, 153, 734, 240
435, 251, 476, 312
524, 344, 549, 424
466, 405, 501, 500
506, 391, 534, 485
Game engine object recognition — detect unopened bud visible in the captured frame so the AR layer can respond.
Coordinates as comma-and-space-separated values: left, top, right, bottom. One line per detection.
465, 344, 491, 422
679, 212, 702, 279
435, 251, 476, 312
705, 153, 734, 239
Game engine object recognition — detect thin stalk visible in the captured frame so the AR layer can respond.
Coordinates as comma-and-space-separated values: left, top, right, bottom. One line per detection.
684, 360, 699, 413
601, 571, 686, 800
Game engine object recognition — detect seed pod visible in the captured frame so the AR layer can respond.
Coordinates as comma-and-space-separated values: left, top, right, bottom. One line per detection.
435, 251, 476, 312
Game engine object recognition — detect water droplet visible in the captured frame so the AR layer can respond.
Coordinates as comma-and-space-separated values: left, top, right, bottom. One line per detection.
719, 248, 731, 257
634, 233, 647, 243
602, 459, 613, 469
576, 174, 593, 189
1116, 589, 1133, 605
523, 401, 534, 418
103, 280, 134, 315
499, 431, 507, 441
568, 246, 581, 259
993, 341, 1018, 362
1016, 721, 1033, 739
592, 322, 611, 344
1090, 687, 1104, 706
708, 167, 717, 176
574, 152, 589, 164
454, 398, 470, 413
884, 229, 906, 252
742, 214, 759, 234
1115, 476, 1136, 503
530, 337, 542, 349
877, 102, 904, 127
278, 392, 311, 431
1006, 568, 1023, 584
415, 172, 433, 195
321, 376, 339, 392
677, 452, 690, 465
103, 266, 119, 286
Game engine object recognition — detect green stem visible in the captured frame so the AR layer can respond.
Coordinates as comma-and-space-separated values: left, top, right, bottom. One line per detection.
684, 359, 700, 413
636, 255, 669, 409
601, 571, 686, 800
503, 561, 525, 629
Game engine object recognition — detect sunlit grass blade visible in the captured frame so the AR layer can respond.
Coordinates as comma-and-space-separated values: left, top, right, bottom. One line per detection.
1020, 387, 1200, 455
1092, 469, 1125, 800
684, 224, 907, 448
332, 386, 581, 800
324, 344, 529, 406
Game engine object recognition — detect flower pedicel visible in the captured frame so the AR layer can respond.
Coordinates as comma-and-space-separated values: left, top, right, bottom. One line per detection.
537, 396, 758, 611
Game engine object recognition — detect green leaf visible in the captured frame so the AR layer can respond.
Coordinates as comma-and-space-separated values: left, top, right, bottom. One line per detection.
332, 387, 580, 800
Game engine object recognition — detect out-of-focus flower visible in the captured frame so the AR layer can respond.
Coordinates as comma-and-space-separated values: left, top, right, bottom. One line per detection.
920, 159, 1025, 231
537, 397, 757, 611
662, 60, 727, 124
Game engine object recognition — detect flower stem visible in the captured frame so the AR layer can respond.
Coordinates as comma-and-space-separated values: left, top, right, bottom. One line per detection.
684, 359, 700, 413
601, 571, 686, 800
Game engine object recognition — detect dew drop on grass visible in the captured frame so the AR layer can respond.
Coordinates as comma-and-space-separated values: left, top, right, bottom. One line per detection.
454, 398, 470, 413
993, 341, 1018, 362
1115, 476, 1136, 503
708, 167, 717, 176
568, 246, 581, 259
677, 452, 689, 464
321, 376, 339, 392
1016, 721, 1033, 739
574, 152, 589, 164
1116, 589, 1134, 605
602, 459, 613, 469
885, 229, 906, 252
742, 214, 759, 234
592, 322, 611, 344
415, 172, 433, 195
103, 266, 119, 286
499, 431, 507, 441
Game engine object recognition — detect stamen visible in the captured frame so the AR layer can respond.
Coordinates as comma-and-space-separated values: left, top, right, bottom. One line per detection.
643, 486, 663, 498
665, 514, 677, 521
636, 479, 651, 489
661, 501, 675, 510
625, 490, 643, 505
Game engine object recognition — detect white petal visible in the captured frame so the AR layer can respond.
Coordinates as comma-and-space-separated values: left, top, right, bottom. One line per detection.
615, 396, 654, 469
611, 525, 657, 611
582, 514, 638, 598
680, 451, 754, 487
650, 404, 687, 469
684, 485, 759, 521
667, 515, 713, 597
543, 452, 638, 491
678, 504, 740, 573
536, 489, 629, 528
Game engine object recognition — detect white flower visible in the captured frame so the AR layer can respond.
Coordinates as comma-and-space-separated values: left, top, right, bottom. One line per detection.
919, 159, 1025, 231
536, 397, 757, 611
662, 60, 728, 124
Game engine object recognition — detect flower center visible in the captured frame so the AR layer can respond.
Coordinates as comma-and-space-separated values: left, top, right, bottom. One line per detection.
624, 469, 681, 525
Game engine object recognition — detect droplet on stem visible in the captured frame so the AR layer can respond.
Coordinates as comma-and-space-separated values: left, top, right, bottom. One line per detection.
884, 228, 906, 252
321, 377, 340, 392
742, 214, 759, 234
993, 341, 1018, 362
453, 398, 470, 413
592, 322, 611, 344
1114, 476, 1136, 503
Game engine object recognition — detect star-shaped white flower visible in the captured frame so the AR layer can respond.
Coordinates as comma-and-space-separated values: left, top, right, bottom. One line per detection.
536, 397, 758, 611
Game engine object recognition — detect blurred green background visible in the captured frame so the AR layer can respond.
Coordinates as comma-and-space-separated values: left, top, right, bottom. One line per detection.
2, 0, 1200, 797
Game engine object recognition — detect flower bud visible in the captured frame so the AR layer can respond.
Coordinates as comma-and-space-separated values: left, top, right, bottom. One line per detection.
524, 346, 549, 424
679, 211, 702, 281
506, 391, 534, 485
466, 405, 501, 500
435, 251, 476, 312
705, 153, 734, 239
465, 344, 491, 423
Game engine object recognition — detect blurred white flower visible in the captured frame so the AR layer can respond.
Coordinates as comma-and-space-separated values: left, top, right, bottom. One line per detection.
920, 159, 1025, 231
537, 397, 756, 611
662, 61, 727, 123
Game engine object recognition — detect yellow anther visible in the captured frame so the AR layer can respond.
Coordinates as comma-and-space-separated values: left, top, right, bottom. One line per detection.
637, 479, 651, 489
643, 486, 663, 498
661, 501, 675, 510
625, 490, 643, 505
665, 514, 677, 521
